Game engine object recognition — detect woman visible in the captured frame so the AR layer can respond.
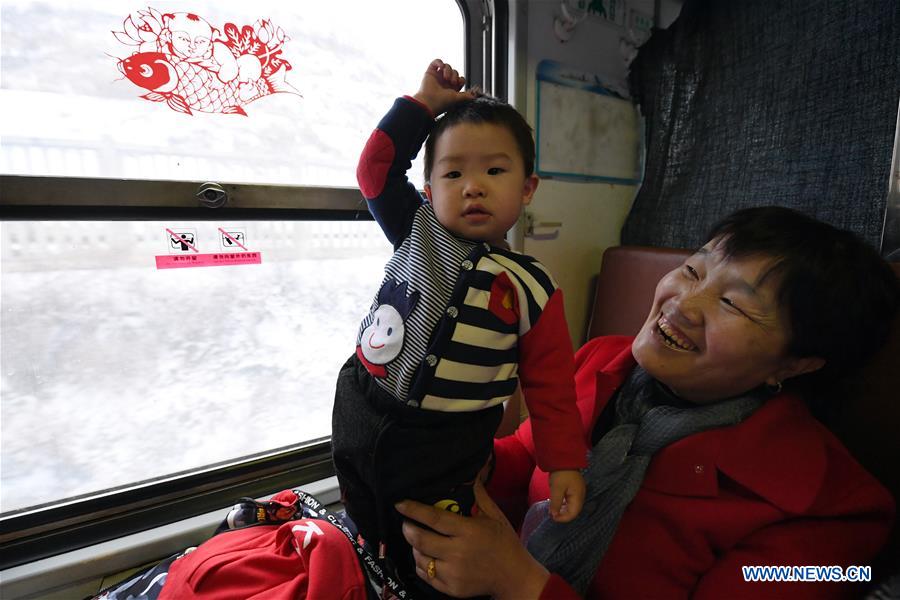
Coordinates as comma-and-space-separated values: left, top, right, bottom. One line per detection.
396, 206, 899, 599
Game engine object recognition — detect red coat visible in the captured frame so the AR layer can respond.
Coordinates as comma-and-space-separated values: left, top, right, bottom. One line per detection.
489, 336, 894, 599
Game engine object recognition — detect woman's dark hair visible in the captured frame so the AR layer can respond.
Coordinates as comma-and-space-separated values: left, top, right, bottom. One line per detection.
423, 95, 535, 183
707, 206, 899, 384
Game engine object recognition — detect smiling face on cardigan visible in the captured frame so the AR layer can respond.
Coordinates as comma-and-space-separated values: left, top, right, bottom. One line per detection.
631, 239, 823, 404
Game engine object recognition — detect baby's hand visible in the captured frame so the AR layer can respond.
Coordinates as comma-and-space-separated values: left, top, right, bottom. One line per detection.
548, 469, 585, 523
413, 58, 478, 116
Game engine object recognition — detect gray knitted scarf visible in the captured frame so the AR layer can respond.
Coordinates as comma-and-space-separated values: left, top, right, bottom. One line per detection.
524, 366, 765, 594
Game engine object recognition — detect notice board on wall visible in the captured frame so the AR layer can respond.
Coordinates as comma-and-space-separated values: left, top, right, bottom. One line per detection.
535, 60, 642, 184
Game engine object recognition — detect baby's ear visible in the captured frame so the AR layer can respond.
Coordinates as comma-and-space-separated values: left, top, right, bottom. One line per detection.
521, 174, 539, 205
424, 184, 433, 204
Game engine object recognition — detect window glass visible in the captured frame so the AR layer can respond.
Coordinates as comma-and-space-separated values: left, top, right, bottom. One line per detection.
0, 0, 464, 188
1, 221, 393, 512
0, 0, 464, 513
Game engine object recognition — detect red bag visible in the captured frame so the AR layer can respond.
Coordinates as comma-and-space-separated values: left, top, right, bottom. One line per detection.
159, 515, 369, 600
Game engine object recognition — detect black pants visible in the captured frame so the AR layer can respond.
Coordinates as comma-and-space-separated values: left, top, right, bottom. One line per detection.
332, 354, 502, 598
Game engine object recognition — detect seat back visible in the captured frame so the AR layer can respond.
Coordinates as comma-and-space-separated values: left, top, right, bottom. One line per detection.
585, 245, 690, 340
829, 262, 900, 573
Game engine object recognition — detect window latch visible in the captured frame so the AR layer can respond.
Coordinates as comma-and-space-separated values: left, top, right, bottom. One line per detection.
197, 182, 228, 208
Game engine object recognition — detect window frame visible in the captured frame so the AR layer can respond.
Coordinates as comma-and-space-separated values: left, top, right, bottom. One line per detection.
0, 0, 507, 572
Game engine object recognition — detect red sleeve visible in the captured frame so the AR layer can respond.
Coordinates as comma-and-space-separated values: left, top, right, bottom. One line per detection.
488, 432, 537, 529
517, 289, 589, 473
539, 574, 581, 599
356, 97, 433, 247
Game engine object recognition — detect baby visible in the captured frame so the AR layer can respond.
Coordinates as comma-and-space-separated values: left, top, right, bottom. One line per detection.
332, 59, 587, 595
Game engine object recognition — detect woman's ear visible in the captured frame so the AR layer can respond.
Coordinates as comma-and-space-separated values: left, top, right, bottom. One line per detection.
521, 174, 539, 206
424, 184, 433, 204
769, 356, 826, 386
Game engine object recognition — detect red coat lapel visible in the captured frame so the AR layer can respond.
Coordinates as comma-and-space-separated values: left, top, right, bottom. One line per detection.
715, 394, 827, 514
584, 336, 828, 511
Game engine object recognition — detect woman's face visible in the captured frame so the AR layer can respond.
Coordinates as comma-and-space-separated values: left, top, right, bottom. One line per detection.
632, 239, 813, 403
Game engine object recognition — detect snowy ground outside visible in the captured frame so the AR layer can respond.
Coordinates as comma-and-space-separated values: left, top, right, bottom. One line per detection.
1, 221, 392, 512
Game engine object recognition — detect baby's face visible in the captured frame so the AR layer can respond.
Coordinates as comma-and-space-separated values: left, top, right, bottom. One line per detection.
426, 122, 537, 247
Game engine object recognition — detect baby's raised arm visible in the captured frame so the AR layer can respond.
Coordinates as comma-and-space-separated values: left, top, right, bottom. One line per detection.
412, 58, 477, 116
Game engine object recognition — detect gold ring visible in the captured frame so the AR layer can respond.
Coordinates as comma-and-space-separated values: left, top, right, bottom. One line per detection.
426, 558, 437, 579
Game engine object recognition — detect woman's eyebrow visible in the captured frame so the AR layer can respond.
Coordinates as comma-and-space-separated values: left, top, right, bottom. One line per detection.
699, 245, 767, 299
734, 277, 762, 298
690, 247, 712, 261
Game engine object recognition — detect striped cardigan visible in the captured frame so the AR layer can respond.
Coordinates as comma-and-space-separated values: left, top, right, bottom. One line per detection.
354, 96, 587, 472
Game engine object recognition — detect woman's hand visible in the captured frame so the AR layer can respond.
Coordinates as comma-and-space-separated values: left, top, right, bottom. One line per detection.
395, 480, 550, 599
413, 58, 478, 116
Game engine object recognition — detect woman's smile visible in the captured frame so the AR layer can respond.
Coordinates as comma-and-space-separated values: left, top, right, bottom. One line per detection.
655, 315, 698, 352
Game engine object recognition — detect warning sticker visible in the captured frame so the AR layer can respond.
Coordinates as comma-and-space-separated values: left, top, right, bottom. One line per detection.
156, 227, 262, 269
167, 228, 198, 253
156, 252, 262, 269
219, 228, 248, 250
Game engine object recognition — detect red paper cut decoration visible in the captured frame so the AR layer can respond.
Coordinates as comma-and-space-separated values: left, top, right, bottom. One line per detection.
113, 8, 300, 116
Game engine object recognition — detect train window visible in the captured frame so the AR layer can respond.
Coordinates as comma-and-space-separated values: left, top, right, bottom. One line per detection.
0, 0, 464, 188
0, 0, 484, 569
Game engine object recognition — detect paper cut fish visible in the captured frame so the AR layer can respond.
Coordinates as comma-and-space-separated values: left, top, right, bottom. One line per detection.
113, 8, 301, 116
